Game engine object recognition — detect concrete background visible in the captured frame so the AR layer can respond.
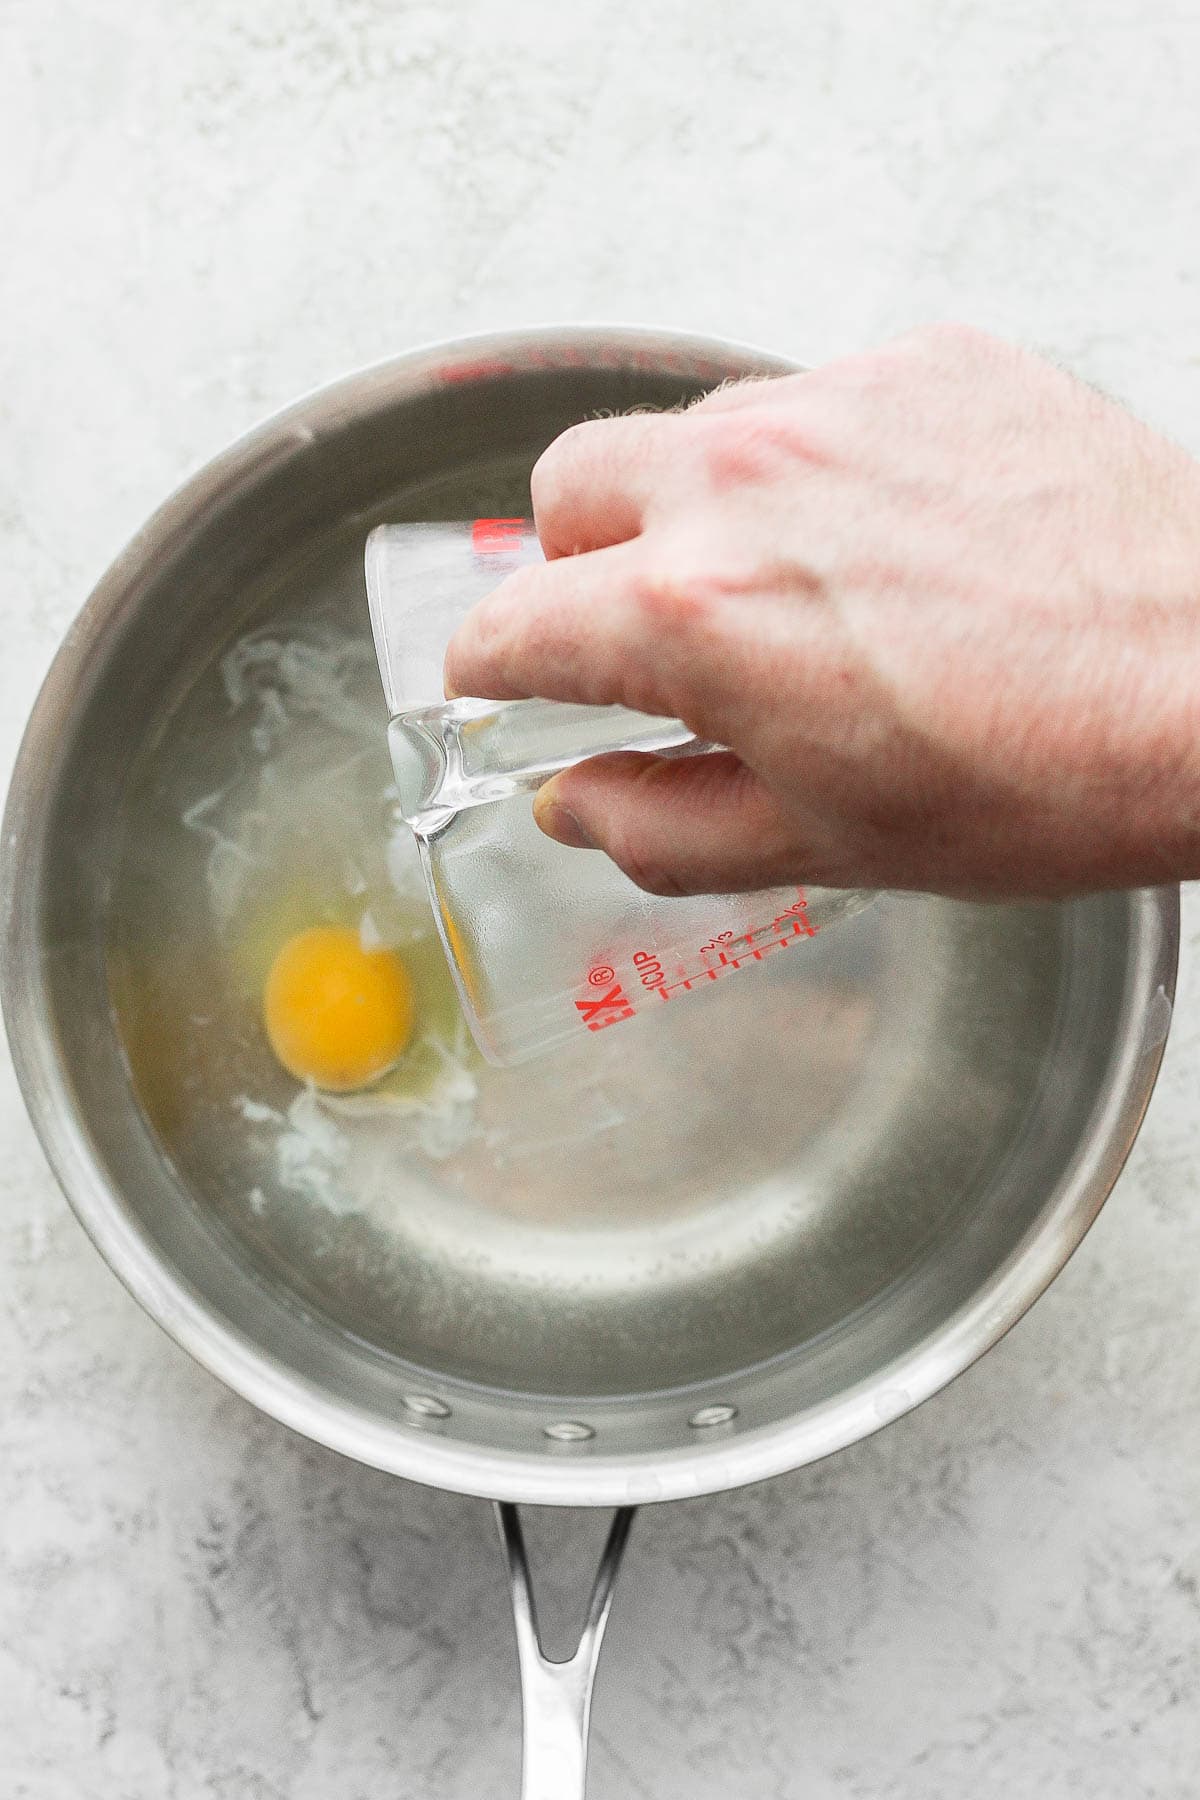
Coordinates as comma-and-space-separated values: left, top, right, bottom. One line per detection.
4, 3, 1200, 1795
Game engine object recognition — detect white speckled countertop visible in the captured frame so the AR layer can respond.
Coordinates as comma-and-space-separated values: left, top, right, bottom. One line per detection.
4, 4, 1200, 1795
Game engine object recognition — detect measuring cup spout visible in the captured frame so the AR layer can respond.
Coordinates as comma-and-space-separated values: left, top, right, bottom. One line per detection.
369, 521, 876, 1066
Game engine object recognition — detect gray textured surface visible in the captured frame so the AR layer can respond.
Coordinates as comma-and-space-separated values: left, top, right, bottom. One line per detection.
4, 3, 1200, 1795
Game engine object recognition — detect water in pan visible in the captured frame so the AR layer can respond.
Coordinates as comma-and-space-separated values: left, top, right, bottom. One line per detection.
105, 471, 1063, 1397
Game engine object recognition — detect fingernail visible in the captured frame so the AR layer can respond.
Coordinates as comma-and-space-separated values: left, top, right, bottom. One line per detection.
534, 792, 597, 850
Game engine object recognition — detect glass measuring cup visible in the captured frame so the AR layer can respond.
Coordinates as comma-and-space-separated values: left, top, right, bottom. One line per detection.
366, 519, 873, 1066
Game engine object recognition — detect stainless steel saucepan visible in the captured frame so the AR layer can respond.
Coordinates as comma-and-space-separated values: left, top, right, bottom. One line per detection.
1, 328, 1178, 1798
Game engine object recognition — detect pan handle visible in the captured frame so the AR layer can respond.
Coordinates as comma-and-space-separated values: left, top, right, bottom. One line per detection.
495, 1502, 636, 1800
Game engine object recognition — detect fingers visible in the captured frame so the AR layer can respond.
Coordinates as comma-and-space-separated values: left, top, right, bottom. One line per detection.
444, 539, 641, 705
448, 410, 695, 707
530, 411, 678, 557
532, 750, 806, 896
444, 535, 723, 718
530, 380, 811, 562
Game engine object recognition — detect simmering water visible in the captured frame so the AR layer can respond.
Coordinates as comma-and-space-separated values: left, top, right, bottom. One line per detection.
104, 473, 1047, 1397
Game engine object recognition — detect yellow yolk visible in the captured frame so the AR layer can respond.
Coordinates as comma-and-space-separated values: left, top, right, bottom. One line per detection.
263, 926, 415, 1092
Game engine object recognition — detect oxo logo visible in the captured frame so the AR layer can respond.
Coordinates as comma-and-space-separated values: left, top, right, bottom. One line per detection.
574, 984, 635, 1031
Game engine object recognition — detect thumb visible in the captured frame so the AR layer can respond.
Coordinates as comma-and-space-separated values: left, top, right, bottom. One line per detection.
532, 750, 805, 896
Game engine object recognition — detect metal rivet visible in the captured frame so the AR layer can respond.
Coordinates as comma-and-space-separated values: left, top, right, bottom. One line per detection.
401, 1393, 451, 1420
543, 1420, 595, 1443
688, 1403, 738, 1430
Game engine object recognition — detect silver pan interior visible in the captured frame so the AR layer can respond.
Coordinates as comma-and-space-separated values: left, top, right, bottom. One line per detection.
1, 330, 1177, 1504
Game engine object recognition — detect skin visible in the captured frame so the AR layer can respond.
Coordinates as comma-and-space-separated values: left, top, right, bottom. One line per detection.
444, 324, 1200, 901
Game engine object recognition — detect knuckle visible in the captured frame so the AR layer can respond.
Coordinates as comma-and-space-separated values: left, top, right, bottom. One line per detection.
693, 411, 801, 491
629, 557, 716, 634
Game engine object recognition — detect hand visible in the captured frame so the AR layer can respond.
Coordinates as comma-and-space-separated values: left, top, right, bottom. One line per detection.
444, 324, 1200, 900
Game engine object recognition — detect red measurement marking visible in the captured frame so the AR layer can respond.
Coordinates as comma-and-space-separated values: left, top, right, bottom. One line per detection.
658, 922, 820, 998
632, 949, 667, 995
589, 894, 824, 1023
575, 984, 634, 1031
472, 517, 526, 556
698, 931, 735, 956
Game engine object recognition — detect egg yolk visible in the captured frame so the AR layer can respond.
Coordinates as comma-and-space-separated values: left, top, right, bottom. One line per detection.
263, 926, 415, 1092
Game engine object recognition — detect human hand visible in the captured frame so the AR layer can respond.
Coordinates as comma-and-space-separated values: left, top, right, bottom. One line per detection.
444, 325, 1200, 899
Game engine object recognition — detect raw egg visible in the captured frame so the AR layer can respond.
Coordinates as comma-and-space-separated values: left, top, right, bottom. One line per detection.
263, 925, 415, 1092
